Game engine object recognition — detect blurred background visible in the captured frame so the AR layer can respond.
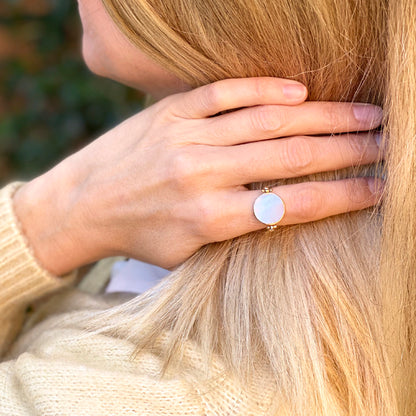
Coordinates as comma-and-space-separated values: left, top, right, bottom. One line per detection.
0, 0, 144, 185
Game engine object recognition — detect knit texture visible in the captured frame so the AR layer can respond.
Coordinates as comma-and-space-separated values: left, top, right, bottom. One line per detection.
0, 183, 277, 415
0, 183, 77, 355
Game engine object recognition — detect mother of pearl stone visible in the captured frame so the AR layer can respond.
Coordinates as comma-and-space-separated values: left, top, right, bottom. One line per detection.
253, 192, 285, 225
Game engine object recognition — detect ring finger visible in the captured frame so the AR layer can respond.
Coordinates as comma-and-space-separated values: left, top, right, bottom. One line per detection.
203, 178, 381, 241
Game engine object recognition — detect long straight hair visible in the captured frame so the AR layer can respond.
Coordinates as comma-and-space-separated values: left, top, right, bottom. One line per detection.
85, 0, 416, 414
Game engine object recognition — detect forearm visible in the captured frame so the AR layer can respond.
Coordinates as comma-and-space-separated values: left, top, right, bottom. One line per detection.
0, 183, 76, 354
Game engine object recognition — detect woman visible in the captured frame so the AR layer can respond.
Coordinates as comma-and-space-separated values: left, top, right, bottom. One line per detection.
0, 0, 402, 415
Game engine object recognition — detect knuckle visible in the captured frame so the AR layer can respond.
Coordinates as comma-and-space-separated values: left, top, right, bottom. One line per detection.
343, 180, 356, 207
148, 100, 183, 128
252, 77, 269, 100
293, 185, 322, 221
200, 83, 222, 113
280, 137, 313, 175
346, 133, 372, 163
151, 95, 176, 119
155, 94, 175, 112
323, 103, 343, 131
347, 134, 364, 158
251, 106, 283, 133
193, 196, 221, 238
168, 149, 217, 191
168, 151, 198, 188
344, 178, 371, 208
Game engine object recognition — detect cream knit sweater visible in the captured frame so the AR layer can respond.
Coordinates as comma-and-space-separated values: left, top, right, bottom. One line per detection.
0, 183, 277, 416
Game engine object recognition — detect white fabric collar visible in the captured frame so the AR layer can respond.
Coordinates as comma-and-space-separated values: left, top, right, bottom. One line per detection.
106, 258, 170, 294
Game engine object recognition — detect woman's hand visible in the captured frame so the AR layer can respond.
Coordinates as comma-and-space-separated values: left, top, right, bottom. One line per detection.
13, 77, 383, 275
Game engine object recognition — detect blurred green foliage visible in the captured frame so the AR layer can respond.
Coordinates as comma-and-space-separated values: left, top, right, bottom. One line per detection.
0, 0, 144, 184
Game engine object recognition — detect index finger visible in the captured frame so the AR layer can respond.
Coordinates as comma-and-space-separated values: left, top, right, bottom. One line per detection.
171, 77, 308, 119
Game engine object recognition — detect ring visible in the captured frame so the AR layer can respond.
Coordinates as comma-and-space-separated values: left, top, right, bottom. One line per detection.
253, 187, 285, 231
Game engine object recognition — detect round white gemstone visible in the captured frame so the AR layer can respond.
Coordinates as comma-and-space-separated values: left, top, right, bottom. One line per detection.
253, 192, 285, 225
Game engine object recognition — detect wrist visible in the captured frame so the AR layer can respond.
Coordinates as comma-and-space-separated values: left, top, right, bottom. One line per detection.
12, 162, 102, 275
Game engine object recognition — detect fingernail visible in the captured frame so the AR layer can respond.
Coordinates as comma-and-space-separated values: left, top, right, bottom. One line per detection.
283, 84, 307, 100
353, 104, 383, 127
375, 132, 382, 147
368, 177, 384, 195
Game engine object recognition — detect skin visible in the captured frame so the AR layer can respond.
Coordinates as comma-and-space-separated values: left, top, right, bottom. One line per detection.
12, 0, 383, 275
78, 0, 190, 98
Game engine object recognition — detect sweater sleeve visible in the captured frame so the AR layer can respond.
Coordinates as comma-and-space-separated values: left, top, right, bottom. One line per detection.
0, 183, 77, 355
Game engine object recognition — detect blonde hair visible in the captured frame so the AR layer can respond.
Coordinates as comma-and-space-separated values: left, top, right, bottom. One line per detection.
89, 0, 416, 414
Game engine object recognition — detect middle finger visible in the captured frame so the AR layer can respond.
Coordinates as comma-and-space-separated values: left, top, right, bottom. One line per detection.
217, 132, 381, 186
200, 101, 382, 146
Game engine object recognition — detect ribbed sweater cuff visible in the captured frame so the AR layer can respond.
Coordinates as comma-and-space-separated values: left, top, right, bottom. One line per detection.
0, 183, 77, 310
